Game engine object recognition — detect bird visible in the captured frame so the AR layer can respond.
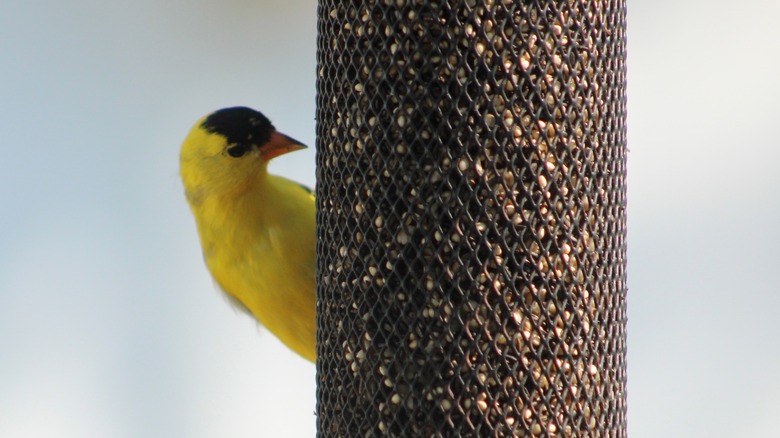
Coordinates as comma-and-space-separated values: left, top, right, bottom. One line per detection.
180, 106, 316, 362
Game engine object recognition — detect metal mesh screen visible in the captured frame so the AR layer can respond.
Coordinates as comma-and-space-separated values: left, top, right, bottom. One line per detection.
315, 0, 627, 436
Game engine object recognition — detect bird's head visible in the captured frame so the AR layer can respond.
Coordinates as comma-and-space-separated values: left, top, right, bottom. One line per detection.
180, 107, 306, 203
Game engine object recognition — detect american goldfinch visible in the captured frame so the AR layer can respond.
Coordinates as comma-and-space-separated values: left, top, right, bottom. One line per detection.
180, 107, 316, 362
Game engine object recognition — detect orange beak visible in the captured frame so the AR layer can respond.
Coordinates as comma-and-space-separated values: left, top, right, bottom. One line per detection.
260, 131, 307, 161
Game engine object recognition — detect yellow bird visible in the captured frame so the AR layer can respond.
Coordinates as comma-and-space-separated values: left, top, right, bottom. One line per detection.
180, 107, 316, 362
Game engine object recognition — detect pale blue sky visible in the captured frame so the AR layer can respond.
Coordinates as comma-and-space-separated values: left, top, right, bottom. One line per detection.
1, 1, 779, 437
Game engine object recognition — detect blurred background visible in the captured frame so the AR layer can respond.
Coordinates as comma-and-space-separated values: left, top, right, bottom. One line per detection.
1, 0, 778, 437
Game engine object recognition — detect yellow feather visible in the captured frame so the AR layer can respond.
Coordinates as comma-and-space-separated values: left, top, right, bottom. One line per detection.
180, 109, 316, 362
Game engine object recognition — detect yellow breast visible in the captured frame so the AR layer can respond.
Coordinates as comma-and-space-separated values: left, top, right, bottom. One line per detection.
193, 174, 316, 362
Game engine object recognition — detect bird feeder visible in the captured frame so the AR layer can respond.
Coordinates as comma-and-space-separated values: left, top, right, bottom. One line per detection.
315, 0, 627, 436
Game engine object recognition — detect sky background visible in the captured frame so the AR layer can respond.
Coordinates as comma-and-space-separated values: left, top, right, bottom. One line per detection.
1, 0, 778, 437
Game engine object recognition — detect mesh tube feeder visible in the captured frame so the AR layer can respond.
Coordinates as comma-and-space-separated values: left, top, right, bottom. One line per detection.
316, 0, 626, 436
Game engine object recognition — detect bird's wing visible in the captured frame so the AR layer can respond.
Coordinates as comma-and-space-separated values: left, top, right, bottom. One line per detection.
295, 182, 315, 200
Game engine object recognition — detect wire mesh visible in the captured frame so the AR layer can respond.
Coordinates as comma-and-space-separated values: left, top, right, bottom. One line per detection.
316, 0, 627, 436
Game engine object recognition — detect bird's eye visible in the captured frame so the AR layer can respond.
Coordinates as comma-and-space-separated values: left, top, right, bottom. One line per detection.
226, 144, 250, 158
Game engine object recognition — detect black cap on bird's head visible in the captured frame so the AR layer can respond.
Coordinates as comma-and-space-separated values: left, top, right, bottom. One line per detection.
201, 106, 306, 161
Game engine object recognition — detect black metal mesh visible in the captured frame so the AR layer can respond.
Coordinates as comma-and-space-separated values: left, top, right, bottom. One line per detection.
315, 0, 626, 436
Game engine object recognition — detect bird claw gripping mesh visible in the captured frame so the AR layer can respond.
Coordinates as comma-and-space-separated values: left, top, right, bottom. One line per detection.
316, 0, 626, 436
